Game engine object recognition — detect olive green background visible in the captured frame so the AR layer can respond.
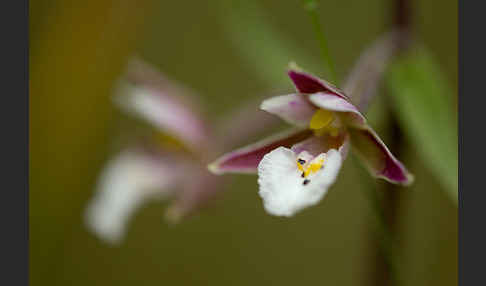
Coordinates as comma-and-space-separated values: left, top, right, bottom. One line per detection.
30, 0, 457, 285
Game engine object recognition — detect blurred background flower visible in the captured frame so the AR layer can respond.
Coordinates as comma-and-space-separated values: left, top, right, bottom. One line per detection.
84, 58, 220, 244
30, 0, 457, 286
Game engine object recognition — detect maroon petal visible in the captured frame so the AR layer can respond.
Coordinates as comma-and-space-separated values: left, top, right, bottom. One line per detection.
288, 69, 348, 99
208, 129, 313, 174
349, 127, 414, 185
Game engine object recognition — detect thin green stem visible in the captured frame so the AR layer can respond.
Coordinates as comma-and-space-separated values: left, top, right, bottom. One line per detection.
303, 0, 338, 83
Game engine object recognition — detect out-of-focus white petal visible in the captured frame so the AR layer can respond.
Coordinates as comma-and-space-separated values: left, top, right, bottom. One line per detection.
257, 147, 343, 217
84, 150, 180, 244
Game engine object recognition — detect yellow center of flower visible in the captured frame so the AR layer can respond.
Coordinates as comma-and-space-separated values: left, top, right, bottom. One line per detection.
309, 109, 340, 137
309, 109, 334, 130
297, 157, 325, 178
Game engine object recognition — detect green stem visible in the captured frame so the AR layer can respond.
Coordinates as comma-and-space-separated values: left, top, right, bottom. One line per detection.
303, 0, 338, 83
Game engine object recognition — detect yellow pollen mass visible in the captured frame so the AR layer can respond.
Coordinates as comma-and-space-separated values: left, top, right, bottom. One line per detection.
297, 162, 305, 172
309, 109, 334, 130
296, 158, 325, 178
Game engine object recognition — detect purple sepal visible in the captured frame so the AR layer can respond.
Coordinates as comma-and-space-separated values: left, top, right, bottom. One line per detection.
208, 129, 313, 174
288, 69, 348, 99
349, 127, 414, 185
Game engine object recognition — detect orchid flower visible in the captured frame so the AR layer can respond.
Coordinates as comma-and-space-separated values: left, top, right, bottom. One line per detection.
209, 67, 413, 217
84, 59, 223, 244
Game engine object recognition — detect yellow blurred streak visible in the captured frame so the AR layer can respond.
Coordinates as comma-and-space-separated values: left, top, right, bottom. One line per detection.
154, 132, 191, 154
30, 1, 155, 285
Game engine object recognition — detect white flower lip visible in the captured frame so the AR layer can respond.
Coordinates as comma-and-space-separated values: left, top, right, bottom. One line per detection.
257, 147, 343, 217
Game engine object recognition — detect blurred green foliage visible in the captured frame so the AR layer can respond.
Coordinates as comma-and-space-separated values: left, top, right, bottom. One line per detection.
218, 0, 320, 86
30, 0, 457, 286
387, 49, 458, 203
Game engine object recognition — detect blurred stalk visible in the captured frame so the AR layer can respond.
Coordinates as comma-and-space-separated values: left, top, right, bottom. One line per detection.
303, 0, 337, 83
364, 113, 403, 286
364, 0, 412, 285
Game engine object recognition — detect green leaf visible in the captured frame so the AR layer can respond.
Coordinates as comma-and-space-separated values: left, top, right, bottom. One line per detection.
386, 48, 458, 203
217, 0, 320, 86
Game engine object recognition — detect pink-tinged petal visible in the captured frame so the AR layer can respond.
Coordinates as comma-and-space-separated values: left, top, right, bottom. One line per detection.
291, 132, 350, 158
349, 127, 414, 185
288, 69, 348, 99
308, 92, 367, 127
116, 59, 212, 152
260, 94, 317, 127
208, 129, 313, 174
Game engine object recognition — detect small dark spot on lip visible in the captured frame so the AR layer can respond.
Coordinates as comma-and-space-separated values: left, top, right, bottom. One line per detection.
303, 179, 310, 185
297, 159, 306, 165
